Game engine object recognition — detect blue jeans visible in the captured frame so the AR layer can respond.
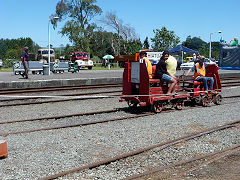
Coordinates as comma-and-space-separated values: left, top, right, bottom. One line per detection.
196, 77, 214, 91
161, 74, 173, 83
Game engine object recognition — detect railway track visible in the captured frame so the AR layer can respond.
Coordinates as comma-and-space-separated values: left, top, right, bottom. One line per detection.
38, 119, 240, 180
0, 89, 121, 107
1, 95, 239, 136
0, 84, 122, 95
125, 143, 240, 180
0, 81, 239, 107
1, 78, 240, 179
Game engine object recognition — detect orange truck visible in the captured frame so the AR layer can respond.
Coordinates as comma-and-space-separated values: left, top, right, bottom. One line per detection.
114, 49, 154, 67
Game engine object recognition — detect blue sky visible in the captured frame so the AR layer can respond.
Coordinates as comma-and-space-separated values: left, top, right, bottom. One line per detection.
1, 0, 239, 48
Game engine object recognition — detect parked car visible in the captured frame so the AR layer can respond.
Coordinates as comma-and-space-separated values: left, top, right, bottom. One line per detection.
0, 59, 3, 67
180, 58, 216, 70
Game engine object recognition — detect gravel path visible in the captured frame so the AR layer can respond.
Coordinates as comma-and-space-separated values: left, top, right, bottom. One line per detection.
0, 86, 240, 179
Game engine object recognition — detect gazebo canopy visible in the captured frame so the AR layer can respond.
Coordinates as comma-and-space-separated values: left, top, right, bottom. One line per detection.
168, 45, 198, 54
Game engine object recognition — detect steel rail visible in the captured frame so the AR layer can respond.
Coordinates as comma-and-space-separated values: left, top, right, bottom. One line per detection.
0, 113, 153, 137
0, 84, 122, 95
0, 109, 120, 125
124, 144, 240, 180
171, 145, 240, 180
0, 90, 121, 106
39, 120, 240, 180
0, 97, 239, 127
1, 90, 239, 108
0, 90, 122, 102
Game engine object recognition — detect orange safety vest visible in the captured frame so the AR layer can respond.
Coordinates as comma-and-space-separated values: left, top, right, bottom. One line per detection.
143, 57, 152, 78
194, 62, 206, 80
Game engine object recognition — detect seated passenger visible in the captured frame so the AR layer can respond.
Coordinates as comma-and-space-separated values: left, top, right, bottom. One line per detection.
165, 53, 177, 79
156, 51, 177, 95
140, 51, 152, 78
185, 56, 215, 93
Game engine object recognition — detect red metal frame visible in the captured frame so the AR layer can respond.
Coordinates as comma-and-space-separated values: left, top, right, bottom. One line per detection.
121, 60, 222, 111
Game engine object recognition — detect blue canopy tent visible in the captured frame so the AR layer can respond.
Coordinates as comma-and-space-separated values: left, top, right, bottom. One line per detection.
168, 45, 198, 63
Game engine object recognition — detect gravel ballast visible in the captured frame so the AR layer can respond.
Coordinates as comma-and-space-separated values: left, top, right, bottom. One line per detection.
0, 86, 240, 179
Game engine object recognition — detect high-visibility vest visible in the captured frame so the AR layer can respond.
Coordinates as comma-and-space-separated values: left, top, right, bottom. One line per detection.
194, 62, 205, 80
143, 57, 152, 78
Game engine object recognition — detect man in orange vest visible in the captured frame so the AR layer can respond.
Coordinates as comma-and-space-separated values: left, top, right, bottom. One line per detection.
186, 56, 214, 92
140, 52, 152, 78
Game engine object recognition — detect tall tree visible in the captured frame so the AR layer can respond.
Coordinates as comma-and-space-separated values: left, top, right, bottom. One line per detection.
100, 11, 139, 55
151, 27, 180, 51
51, 0, 102, 51
100, 11, 122, 55
143, 37, 150, 49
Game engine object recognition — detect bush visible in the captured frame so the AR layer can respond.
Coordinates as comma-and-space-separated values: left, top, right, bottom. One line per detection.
3, 59, 20, 68
91, 56, 102, 63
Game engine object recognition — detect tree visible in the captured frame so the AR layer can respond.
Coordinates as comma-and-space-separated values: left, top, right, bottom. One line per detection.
182, 36, 220, 59
182, 36, 207, 50
51, 0, 102, 51
151, 27, 180, 51
88, 28, 114, 58
143, 37, 150, 49
100, 11, 123, 55
100, 11, 139, 55
0, 38, 40, 60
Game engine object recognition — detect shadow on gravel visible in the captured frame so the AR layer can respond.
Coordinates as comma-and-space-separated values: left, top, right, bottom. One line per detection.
119, 106, 152, 114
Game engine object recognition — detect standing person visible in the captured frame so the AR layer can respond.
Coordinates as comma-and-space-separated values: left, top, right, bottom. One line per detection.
140, 51, 152, 79
21, 46, 29, 79
156, 51, 177, 95
185, 56, 215, 93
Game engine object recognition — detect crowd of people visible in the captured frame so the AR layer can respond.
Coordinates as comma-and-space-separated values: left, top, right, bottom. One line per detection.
140, 50, 216, 95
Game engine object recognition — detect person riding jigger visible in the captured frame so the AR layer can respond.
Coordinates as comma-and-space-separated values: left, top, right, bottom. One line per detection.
185, 56, 216, 93
156, 51, 178, 95
139, 51, 152, 78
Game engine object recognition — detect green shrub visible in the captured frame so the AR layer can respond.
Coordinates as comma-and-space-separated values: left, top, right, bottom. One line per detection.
91, 56, 102, 63
3, 59, 20, 68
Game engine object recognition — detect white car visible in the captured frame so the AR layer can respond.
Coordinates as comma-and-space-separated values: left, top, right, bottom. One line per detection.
75, 59, 94, 69
180, 59, 216, 70
0, 59, 3, 67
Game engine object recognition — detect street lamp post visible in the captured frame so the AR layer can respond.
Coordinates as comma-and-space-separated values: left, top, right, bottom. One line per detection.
209, 30, 222, 60
48, 16, 59, 75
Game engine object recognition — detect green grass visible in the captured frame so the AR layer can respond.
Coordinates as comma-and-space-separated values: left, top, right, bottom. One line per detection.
0, 67, 12, 72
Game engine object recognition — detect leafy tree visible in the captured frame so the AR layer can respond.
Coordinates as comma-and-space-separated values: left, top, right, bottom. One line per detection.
89, 29, 114, 58
51, 0, 102, 51
143, 37, 150, 49
151, 27, 180, 51
5, 49, 19, 59
182, 36, 207, 50
125, 39, 142, 55
62, 44, 74, 59
182, 36, 220, 59
0, 38, 40, 60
